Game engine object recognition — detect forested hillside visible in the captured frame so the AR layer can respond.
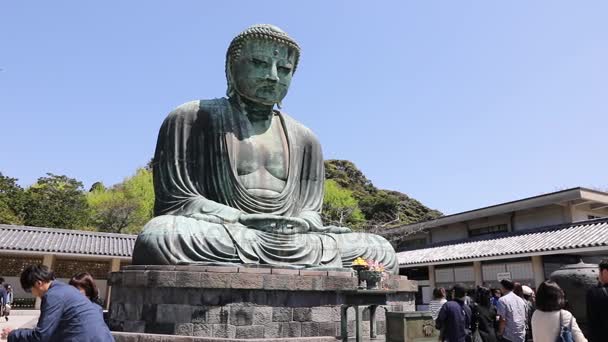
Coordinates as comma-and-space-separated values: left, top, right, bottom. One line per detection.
0, 160, 442, 234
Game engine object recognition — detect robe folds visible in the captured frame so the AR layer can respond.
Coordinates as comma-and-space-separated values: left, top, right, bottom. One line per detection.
132, 98, 398, 273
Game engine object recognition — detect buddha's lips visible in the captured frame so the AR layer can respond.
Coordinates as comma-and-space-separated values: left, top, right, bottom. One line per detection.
257, 85, 277, 94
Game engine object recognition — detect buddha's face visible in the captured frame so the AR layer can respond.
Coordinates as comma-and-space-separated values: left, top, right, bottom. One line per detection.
231, 39, 296, 106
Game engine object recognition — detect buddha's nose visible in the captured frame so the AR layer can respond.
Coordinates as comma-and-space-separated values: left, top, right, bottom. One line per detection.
266, 63, 279, 83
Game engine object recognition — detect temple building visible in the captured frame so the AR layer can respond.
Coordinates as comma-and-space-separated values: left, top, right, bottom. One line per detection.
0, 225, 135, 308
383, 187, 608, 311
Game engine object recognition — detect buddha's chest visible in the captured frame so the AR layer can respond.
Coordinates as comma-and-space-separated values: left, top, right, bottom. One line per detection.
229, 121, 289, 181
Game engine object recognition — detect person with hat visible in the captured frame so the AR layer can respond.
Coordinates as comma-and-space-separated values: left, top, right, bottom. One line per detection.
521, 285, 535, 342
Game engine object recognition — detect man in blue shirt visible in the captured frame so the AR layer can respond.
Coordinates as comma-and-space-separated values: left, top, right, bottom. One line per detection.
436, 283, 472, 342
0, 264, 114, 342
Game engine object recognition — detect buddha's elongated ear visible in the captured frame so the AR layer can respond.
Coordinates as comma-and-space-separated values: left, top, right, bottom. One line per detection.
226, 61, 236, 98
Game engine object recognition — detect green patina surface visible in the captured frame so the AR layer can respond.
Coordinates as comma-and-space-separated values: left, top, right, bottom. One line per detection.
132, 24, 398, 273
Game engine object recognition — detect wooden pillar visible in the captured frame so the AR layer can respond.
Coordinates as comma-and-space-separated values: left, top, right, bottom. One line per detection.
474, 261, 483, 286
105, 258, 122, 309
36, 254, 56, 309
428, 265, 436, 289
532, 255, 545, 289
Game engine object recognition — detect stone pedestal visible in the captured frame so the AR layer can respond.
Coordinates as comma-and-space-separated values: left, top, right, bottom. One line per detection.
385, 312, 437, 342
108, 265, 417, 341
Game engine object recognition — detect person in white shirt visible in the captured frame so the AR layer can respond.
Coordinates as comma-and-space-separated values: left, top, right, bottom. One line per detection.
531, 280, 587, 342
429, 287, 447, 321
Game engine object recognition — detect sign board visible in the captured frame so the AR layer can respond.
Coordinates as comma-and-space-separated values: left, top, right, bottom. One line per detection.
497, 272, 512, 281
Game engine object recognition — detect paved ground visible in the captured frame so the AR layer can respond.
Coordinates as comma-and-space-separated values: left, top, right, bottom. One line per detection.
0, 310, 39, 341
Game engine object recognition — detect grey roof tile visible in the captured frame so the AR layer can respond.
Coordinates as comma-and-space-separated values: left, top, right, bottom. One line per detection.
397, 218, 608, 266
0, 224, 136, 257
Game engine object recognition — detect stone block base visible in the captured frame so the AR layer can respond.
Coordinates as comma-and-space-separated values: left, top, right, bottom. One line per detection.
108, 265, 416, 339
113, 332, 340, 342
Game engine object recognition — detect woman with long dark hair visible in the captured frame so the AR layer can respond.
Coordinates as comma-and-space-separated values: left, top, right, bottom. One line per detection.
69, 272, 103, 307
470, 286, 498, 342
531, 280, 586, 342
429, 287, 447, 321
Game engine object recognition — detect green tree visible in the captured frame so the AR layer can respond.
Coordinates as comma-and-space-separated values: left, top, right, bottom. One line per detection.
89, 182, 106, 192
0, 172, 26, 224
322, 180, 365, 229
87, 187, 138, 233
23, 173, 89, 229
122, 168, 154, 228
87, 168, 154, 234
359, 190, 401, 224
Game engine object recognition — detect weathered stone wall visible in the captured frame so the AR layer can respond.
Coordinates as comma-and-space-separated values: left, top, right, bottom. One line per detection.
108, 265, 416, 339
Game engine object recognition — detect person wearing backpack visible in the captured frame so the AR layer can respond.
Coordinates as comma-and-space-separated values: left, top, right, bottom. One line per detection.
436, 284, 473, 342
531, 280, 587, 342
586, 259, 608, 342
470, 287, 498, 342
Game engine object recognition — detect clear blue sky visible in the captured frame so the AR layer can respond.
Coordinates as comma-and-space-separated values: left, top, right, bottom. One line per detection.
1, 1, 607, 215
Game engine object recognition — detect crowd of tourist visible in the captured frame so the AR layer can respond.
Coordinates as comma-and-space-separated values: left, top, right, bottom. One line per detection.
431, 259, 608, 342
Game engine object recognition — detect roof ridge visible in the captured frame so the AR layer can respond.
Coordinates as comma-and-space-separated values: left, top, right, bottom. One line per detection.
397, 219, 608, 266
397, 217, 608, 252
0, 224, 137, 239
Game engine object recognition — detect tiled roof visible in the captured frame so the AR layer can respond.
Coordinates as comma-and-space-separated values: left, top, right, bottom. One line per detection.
397, 218, 608, 266
0, 224, 136, 258
383, 187, 608, 239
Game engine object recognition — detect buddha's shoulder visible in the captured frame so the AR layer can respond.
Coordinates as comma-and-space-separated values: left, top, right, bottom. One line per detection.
278, 111, 321, 146
165, 98, 228, 120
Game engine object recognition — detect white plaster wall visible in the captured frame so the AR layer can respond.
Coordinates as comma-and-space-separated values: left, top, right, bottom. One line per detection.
572, 206, 608, 221
431, 222, 468, 243
467, 214, 511, 229
512, 205, 567, 231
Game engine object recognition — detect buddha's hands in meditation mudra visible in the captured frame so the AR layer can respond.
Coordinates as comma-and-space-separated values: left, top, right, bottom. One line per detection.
239, 214, 309, 234
189, 212, 351, 235
239, 214, 351, 235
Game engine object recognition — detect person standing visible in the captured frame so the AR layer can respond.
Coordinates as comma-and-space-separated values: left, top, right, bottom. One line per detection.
436, 284, 472, 342
532, 280, 587, 342
520, 285, 535, 342
69, 272, 103, 307
3, 284, 13, 321
496, 279, 527, 342
470, 287, 498, 342
0, 278, 8, 322
586, 259, 608, 342
430, 287, 448, 321
491, 289, 502, 308
0, 264, 114, 342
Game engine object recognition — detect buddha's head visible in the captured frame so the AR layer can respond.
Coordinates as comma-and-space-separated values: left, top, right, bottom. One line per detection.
226, 24, 300, 107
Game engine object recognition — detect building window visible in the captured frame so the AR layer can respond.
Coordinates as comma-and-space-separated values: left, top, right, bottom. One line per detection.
398, 238, 427, 250
469, 224, 508, 237
54, 259, 111, 280
588, 215, 602, 220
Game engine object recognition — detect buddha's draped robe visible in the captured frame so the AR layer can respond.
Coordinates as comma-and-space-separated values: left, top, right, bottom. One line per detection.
132, 98, 398, 273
